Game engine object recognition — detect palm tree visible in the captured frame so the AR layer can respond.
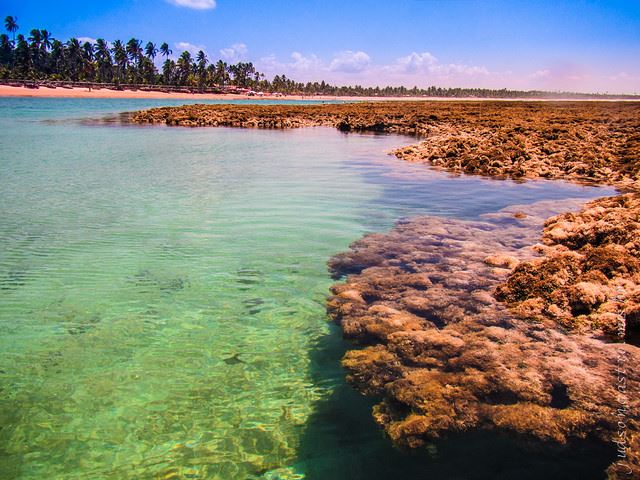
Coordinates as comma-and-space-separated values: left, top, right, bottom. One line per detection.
195, 50, 207, 88
28, 29, 42, 73
145, 41, 157, 61
160, 42, 171, 59
162, 58, 175, 84
176, 50, 193, 85
28, 29, 42, 48
214, 59, 228, 86
13, 34, 31, 75
65, 38, 83, 80
126, 38, 142, 63
50, 39, 65, 76
111, 39, 128, 83
125, 38, 143, 82
81, 41, 95, 80
82, 41, 94, 61
228, 61, 255, 88
95, 38, 112, 82
139, 56, 156, 84
40, 30, 52, 51
196, 50, 207, 74
4, 16, 18, 43
0, 34, 12, 67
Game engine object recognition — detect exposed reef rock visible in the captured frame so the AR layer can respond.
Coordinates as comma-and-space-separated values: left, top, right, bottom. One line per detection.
327, 201, 640, 479
496, 193, 640, 341
133, 101, 640, 190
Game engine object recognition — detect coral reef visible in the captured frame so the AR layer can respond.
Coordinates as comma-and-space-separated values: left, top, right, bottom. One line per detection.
496, 193, 640, 341
327, 202, 640, 478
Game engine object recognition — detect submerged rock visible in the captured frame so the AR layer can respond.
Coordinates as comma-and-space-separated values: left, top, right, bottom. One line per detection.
327, 201, 640, 478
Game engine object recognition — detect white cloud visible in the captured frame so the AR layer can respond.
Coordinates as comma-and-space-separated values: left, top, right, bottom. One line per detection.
520, 62, 600, 91
256, 49, 497, 87
395, 52, 437, 73
259, 52, 322, 74
78, 36, 97, 44
290, 52, 322, 70
175, 41, 207, 56
386, 51, 489, 79
220, 43, 248, 62
167, 0, 216, 10
530, 69, 551, 79
432, 63, 490, 76
329, 50, 371, 73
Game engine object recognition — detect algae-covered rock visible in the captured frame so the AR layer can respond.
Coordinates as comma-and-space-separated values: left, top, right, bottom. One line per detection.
327, 201, 640, 478
496, 193, 640, 339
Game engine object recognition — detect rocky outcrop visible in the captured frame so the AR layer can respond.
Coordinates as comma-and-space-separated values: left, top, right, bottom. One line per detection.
496, 194, 640, 341
327, 201, 640, 478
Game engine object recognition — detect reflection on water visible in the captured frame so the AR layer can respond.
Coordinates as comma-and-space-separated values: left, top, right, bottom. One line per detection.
0, 98, 616, 479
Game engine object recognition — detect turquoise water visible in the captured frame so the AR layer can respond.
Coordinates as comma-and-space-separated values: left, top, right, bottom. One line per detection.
0, 98, 617, 479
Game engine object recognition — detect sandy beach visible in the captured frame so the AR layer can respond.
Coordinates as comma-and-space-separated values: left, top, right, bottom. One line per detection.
0, 84, 286, 101
0, 84, 396, 102
3, 84, 636, 103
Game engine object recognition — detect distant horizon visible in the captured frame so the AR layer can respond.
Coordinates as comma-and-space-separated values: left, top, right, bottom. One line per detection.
4, 0, 640, 94
3, 79, 640, 100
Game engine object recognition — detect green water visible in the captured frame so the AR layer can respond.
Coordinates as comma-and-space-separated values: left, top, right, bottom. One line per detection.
0, 99, 617, 479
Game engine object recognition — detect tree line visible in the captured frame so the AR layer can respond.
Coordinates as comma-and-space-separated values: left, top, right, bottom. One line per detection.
0, 16, 269, 90
1, 16, 637, 98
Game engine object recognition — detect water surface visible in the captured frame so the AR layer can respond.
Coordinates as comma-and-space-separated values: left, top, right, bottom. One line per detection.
0, 98, 617, 479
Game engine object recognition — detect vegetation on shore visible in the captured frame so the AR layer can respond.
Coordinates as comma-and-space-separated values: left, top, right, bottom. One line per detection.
2, 15, 639, 98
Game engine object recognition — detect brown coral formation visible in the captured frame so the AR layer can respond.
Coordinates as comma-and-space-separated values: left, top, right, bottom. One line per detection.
327, 202, 640, 478
133, 101, 640, 190
496, 193, 640, 341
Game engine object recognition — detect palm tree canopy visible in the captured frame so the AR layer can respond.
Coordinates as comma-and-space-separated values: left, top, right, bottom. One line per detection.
82, 41, 94, 61
95, 39, 111, 62
40, 30, 52, 50
126, 38, 143, 63
177, 50, 193, 78
145, 41, 157, 59
4, 16, 18, 34
4, 15, 18, 43
111, 39, 127, 64
28, 29, 41, 47
160, 42, 172, 58
66, 38, 81, 51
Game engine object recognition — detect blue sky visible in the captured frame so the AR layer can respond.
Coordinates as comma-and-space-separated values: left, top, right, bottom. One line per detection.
4, 0, 640, 92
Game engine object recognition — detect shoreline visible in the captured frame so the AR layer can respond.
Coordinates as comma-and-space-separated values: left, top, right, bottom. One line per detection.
2, 84, 639, 102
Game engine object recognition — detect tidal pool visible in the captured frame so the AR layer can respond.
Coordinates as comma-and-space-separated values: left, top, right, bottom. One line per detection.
0, 98, 617, 479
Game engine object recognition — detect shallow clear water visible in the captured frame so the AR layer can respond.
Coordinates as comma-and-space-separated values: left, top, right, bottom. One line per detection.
0, 98, 617, 479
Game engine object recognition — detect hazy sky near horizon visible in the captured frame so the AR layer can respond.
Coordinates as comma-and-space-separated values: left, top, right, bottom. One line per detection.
4, 0, 640, 93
